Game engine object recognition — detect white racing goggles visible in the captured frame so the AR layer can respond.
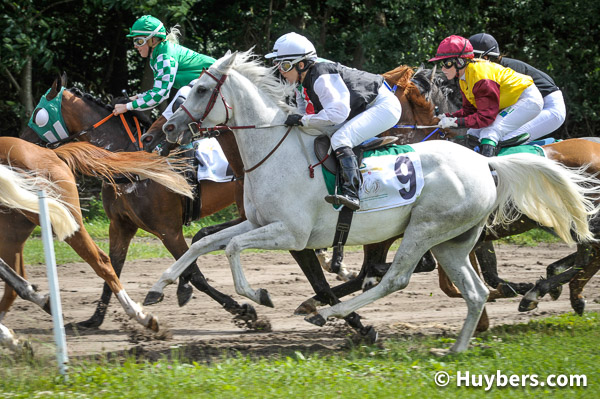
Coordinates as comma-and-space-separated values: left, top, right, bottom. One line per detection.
273, 55, 305, 73
132, 22, 164, 47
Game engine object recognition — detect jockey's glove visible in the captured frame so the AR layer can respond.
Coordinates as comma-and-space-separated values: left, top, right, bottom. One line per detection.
285, 113, 304, 126
435, 113, 450, 120
438, 115, 458, 129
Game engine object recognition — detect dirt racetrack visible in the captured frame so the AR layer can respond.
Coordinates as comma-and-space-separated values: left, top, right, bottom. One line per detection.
2, 242, 600, 361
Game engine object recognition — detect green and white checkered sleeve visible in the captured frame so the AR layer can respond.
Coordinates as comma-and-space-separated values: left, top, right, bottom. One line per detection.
131, 54, 179, 110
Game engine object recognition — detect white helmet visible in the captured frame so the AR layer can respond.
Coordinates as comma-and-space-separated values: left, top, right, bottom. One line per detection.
265, 32, 317, 62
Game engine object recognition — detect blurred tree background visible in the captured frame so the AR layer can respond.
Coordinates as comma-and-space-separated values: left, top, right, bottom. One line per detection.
2, 0, 599, 139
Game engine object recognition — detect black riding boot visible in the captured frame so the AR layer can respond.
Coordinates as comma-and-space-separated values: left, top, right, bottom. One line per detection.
324, 146, 361, 210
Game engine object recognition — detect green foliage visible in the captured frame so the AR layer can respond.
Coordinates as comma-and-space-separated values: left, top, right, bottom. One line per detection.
1, 0, 598, 138
1, 312, 599, 397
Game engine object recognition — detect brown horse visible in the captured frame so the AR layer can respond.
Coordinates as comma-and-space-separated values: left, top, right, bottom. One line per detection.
19, 74, 259, 329
0, 137, 194, 335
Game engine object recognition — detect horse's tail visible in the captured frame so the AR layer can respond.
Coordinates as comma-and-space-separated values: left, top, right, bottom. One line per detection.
0, 164, 78, 241
487, 154, 600, 245
53, 142, 193, 198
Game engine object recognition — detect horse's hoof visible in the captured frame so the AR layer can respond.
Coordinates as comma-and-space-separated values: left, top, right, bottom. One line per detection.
549, 286, 563, 301
42, 297, 52, 315
147, 315, 160, 332
294, 299, 318, 316
518, 299, 538, 312
361, 326, 378, 344
572, 298, 586, 315
257, 289, 274, 308
177, 283, 194, 307
235, 303, 258, 322
74, 317, 103, 329
430, 347, 451, 357
305, 313, 327, 327
143, 291, 164, 306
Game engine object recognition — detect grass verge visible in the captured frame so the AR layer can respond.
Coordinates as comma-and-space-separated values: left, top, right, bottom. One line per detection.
0, 312, 597, 398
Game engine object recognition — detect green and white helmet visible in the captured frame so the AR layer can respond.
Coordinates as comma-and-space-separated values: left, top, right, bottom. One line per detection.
126, 15, 166, 39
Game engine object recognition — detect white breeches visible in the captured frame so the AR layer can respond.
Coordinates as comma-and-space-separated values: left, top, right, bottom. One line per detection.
331, 84, 402, 150
162, 79, 197, 120
467, 84, 544, 144
517, 90, 566, 142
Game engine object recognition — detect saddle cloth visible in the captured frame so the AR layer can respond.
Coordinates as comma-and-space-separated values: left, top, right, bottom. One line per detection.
194, 138, 234, 183
322, 144, 425, 213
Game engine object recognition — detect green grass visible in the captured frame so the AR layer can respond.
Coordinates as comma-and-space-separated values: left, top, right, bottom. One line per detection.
0, 312, 598, 398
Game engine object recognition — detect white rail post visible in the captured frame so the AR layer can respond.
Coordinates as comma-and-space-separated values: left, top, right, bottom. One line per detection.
38, 190, 69, 376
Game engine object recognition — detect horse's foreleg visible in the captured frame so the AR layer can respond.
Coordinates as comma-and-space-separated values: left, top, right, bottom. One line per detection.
314, 249, 358, 282
224, 222, 308, 307
0, 323, 31, 355
146, 220, 255, 304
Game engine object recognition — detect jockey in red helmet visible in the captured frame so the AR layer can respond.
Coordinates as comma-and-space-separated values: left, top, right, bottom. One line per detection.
429, 35, 543, 157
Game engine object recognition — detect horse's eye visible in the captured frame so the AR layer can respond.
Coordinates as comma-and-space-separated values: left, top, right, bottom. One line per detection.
196, 86, 208, 94
33, 108, 50, 127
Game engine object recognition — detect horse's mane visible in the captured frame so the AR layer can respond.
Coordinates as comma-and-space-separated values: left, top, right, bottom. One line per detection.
68, 87, 154, 127
213, 50, 296, 113
383, 65, 434, 119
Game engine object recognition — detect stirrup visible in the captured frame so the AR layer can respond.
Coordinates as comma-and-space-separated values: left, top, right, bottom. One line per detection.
324, 194, 360, 211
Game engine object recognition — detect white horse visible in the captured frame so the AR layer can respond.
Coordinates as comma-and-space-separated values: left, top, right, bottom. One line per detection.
0, 164, 78, 354
150, 50, 599, 353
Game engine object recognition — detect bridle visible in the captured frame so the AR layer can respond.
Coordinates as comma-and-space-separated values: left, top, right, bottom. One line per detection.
179, 69, 232, 139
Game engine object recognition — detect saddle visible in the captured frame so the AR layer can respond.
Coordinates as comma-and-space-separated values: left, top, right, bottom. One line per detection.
314, 135, 399, 174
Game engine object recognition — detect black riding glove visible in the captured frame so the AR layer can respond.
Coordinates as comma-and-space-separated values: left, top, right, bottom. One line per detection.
284, 114, 304, 127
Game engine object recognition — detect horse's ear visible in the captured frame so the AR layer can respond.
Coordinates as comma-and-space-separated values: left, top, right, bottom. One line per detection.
217, 51, 237, 73
47, 74, 62, 100
60, 72, 68, 88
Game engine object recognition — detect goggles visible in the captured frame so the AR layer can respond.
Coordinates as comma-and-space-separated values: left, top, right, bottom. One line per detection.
440, 59, 456, 69
273, 54, 307, 73
132, 22, 164, 47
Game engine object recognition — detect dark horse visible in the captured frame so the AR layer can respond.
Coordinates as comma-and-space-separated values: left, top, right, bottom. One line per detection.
19, 74, 258, 329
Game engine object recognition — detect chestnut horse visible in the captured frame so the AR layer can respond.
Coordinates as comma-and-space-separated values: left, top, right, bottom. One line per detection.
0, 164, 79, 353
19, 74, 258, 329
0, 137, 193, 336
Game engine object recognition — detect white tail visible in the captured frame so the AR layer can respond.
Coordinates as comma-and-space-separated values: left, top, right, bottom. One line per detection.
488, 154, 599, 245
0, 164, 79, 240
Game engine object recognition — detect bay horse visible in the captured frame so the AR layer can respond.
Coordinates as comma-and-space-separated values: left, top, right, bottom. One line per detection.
21, 74, 258, 329
0, 137, 193, 336
152, 50, 598, 353
0, 163, 79, 353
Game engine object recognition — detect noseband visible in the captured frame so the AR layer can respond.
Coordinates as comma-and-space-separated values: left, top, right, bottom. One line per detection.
180, 69, 232, 139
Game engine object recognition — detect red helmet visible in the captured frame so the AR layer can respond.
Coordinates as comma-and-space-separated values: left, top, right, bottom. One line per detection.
429, 35, 474, 62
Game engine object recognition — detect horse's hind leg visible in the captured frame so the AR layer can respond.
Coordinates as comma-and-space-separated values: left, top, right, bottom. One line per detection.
476, 241, 534, 296
290, 249, 377, 343
76, 217, 139, 329
430, 227, 489, 353
65, 229, 158, 331
0, 213, 36, 321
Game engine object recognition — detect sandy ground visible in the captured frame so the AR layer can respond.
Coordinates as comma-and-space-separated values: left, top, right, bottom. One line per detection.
2, 242, 599, 361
